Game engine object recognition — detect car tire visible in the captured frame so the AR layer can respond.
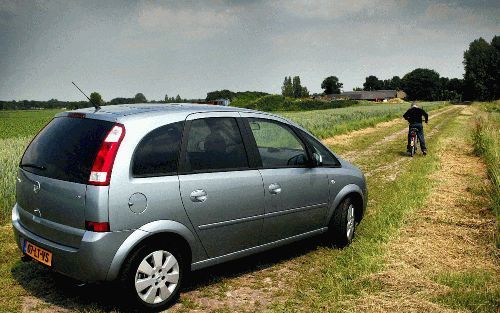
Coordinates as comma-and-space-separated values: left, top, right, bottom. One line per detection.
120, 242, 184, 312
328, 197, 356, 248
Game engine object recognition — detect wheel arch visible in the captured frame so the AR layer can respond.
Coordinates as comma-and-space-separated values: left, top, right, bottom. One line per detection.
106, 220, 204, 281
327, 184, 366, 224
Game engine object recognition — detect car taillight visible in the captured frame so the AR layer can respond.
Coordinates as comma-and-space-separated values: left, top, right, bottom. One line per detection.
88, 124, 125, 186
85, 221, 110, 232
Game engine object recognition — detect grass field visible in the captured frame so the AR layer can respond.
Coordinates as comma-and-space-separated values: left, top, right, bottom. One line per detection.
0, 102, 497, 313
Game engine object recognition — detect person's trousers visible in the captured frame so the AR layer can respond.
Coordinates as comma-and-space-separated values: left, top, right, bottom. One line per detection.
407, 123, 426, 151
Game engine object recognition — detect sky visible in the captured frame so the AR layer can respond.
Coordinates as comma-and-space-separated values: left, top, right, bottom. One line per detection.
0, 0, 498, 101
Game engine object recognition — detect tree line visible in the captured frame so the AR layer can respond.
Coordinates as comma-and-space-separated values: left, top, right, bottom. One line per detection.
0, 92, 192, 110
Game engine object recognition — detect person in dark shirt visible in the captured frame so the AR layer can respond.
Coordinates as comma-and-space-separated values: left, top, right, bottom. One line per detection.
403, 102, 428, 155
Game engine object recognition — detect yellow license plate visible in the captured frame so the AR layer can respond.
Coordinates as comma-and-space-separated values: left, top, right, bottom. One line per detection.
24, 241, 52, 266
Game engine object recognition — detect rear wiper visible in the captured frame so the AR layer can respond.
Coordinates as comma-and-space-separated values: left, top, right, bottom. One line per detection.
20, 163, 46, 170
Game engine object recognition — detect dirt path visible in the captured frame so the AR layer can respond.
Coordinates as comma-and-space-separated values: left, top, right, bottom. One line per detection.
329, 105, 458, 163
349, 107, 498, 312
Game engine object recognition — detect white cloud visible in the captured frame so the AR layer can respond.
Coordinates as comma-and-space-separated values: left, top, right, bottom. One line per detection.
271, 0, 403, 19
136, 3, 237, 39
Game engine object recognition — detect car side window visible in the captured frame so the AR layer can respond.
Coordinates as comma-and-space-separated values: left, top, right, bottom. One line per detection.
132, 122, 184, 177
299, 130, 341, 167
248, 118, 309, 168
183, 117, 249, 172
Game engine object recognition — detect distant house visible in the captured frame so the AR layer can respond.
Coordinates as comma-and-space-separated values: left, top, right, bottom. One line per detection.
329, 90, 406, 101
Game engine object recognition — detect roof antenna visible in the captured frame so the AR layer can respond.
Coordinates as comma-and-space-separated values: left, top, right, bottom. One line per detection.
72, 81, 101, 110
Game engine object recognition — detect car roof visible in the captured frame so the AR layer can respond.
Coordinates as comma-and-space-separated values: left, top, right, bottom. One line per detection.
56, 103, 256, 121
55, 102, 305, 133
62, 103, 247, 116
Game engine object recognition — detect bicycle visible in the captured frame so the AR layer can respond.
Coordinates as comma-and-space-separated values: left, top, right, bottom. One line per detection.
409, 127, 419, 157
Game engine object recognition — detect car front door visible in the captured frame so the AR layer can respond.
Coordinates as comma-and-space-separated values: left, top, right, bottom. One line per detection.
241, 115, 330, 243
178, 112, 265, 258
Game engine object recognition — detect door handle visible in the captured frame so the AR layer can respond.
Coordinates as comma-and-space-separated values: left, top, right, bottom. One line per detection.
268, 183, 282, 195
190, 189, 207, 202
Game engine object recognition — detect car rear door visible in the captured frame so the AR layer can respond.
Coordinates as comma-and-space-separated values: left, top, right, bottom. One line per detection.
177, 112, 265, 258
240, 114, 330, 243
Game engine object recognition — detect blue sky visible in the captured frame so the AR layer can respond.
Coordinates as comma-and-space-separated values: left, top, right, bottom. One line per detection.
0, 0, 498, 101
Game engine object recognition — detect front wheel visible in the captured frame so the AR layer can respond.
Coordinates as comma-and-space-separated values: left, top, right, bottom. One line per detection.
121, 244, 184, 311
327, 197, 356, 247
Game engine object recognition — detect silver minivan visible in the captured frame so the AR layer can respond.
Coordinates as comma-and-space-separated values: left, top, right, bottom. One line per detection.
12, 103, 367, 311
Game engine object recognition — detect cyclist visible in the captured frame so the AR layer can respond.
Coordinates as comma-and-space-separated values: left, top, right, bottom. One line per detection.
403, 101, 428, 155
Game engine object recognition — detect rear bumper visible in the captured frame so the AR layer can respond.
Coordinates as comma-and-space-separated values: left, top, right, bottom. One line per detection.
12, 204, 133, 282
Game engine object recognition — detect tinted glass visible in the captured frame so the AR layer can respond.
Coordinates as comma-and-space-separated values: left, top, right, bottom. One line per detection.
299, 130, 340, 166
248, 118, 308, 167
132, 122, 184, 177
21, 117, 114, 184
184, 118, 248, 172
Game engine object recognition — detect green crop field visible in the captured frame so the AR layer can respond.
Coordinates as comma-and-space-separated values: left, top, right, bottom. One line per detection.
0, 109, 62, 140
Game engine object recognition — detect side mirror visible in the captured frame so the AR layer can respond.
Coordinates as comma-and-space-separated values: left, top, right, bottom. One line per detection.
313, 152, 323, 166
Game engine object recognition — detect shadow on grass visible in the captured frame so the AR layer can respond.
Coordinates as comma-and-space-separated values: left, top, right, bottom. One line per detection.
12, 235, 327, 312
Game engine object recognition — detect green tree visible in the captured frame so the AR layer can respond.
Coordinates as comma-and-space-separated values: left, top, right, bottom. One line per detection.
390, 76, 402, 90
281, 76, 294, 97
491, 36, 500, 99
175, 94, 182, 102
363, 75, 384, 91
164, 94, 169, 102
353, 87, 363, 91
89, 92, 103, 105
134, 93, 147, 103
401, 68, 441, 101
381, 76, 402, 90
292, 76, 303, 98
301, 86, 310, 97
321, 76, 343, 94
463, 36, 499, 100
206, 89, 235, 101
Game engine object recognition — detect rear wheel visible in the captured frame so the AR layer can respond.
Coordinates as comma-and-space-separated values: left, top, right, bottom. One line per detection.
121, 243, 184, 311
328, 197, 356, 247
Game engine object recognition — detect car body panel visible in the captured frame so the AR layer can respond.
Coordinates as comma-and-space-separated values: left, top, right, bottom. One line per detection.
16, 169, 86, 248
258, 167, 329, 241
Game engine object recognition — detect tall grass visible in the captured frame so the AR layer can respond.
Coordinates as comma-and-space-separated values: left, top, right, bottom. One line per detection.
472, 103, 499, 246
0, 137, 31, 223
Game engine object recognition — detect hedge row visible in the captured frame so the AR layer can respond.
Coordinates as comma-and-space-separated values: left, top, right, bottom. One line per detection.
232, 95, 359, 112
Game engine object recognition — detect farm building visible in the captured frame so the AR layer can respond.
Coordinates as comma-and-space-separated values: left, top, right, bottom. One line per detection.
329, 90, 406, 101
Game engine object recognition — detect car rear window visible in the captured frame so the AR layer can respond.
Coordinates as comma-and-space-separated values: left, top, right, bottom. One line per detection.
20, 117, 115, 184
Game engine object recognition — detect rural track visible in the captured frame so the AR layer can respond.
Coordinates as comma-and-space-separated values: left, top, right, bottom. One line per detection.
362, 106, 462, 180
333, 105, 458, 163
